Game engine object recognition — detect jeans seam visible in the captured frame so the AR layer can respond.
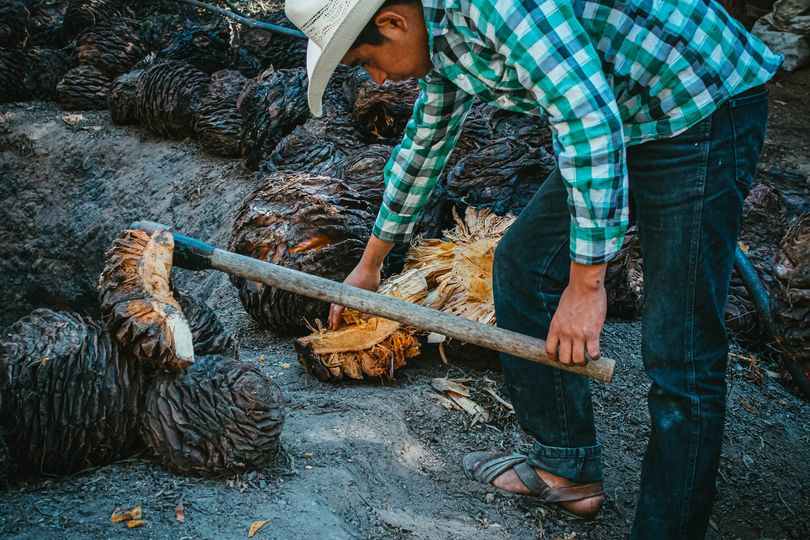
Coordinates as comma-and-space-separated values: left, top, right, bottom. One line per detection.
680, 115, 711, 538
537, 234, 571, 448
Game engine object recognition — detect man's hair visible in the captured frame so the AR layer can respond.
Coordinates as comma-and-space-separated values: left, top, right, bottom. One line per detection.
350, 0, 420, 49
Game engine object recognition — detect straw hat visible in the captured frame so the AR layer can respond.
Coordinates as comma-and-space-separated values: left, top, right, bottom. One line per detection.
286, 0, 386, 117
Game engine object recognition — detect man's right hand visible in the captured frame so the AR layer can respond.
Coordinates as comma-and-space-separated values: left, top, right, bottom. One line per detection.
328, 234, 395, 330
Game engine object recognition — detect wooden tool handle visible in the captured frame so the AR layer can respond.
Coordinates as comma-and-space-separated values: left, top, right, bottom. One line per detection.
211, 249, 615, 382
133, 221, 615, 382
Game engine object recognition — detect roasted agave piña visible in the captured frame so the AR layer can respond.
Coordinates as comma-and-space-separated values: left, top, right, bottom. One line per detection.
141, 355, 285, 477
193, 69, 249, 157
56, 64, 112, 110
0, 309, 144, 475
135, 59, 210, 139
230, 173, 375, 335
98, 229, 196, 371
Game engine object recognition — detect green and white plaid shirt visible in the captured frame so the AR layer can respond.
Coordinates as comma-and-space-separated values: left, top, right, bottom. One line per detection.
372, 0, 781, 264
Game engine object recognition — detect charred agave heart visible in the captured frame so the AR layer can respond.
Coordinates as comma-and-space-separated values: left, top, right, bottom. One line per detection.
0, 428, 9, 487
108, 68, 145, 125
604, 227, 644, 319
98, 229, 195, 372
0, 309, 145, 475
174, 289, 238, 359
236, 10, 307, 69
771, 213, 810, 371
160, 24, 232, 74
193, 69, 249, 157
0, 0, 30, 49
28, 1, 66, 48
237, 67, 310, 170
229, 173, 375, 335
56, 64, 112, 110
23, 47, 71, 100
135, 60, 210, 139
62, 0, 133, 38
0, 50, 28, 103
141, 355, 285, 477
344, 71, 422, 144
74, 21, 146, 77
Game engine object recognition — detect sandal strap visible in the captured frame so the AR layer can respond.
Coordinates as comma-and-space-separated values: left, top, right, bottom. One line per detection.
513, 461, 550, 498
547, 482, 605, 503
470, 452, 527, 485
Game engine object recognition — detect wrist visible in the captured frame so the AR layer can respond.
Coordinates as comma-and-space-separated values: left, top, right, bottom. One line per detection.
568, 261, 607, 292
359, 234, 395, 271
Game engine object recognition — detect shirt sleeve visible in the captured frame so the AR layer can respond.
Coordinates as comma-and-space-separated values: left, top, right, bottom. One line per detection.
372, 72, 475, 243
477, 0, 629, 264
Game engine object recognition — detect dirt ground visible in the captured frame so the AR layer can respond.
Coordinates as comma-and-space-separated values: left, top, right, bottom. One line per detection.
1, 69, 809, 538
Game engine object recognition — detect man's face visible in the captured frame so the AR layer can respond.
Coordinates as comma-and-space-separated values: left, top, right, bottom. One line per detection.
341, 4, 432, 85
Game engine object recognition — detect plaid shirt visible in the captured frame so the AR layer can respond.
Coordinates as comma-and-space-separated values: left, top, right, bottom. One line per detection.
372, 0, 781, 264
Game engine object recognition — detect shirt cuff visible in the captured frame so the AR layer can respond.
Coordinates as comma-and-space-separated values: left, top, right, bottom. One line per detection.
372, 214, 416, 244
569, 222, 627, 265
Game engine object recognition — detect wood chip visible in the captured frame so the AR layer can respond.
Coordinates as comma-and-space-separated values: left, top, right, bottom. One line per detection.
175, 498, 185, 524
248, 519, 270, 537
126, 520, 145, 529
110, 505, 142, 524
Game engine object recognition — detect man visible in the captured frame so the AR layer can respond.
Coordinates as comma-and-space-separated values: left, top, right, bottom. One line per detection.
285, 0, 781, 537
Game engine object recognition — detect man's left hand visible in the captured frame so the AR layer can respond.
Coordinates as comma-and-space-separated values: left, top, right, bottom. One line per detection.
546, 262, 608, 366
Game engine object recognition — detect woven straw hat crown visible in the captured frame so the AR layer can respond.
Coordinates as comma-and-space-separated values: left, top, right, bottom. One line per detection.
286, 0, 386, 116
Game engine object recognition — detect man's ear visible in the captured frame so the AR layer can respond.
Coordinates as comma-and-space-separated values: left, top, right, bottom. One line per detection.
374, 6, 410, 38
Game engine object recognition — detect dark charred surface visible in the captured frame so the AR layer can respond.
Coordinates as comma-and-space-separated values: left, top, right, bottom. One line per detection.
141, 355, 285, 477
137, 12, 186, 52
135, 59, 210, 139
237, 67, 309, 170
261, 125, 351, 179
175, 289, 237, 359
339, 144, 390, 207
0, 309, 145, 476
107, 67, 144, 125
346, 73, 422, 144
605, 226, 644, 319
0, 50, 28, 102
236, 10, 307, 69
229, 173, 375, 335
62, 0, 133, 38
489, 108, 554, 152
0, 429, 9, 487
55, 63, 111, 110
27, 0, 66, 48
160, 24, 246, 75
23, 47, 71, 100
74, 21, 146, 77
0, 0, 30, 49
771, 213, 810, 371
193, 69, 248, 158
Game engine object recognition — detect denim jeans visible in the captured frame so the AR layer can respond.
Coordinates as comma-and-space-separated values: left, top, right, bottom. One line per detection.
492, 85, 769, 539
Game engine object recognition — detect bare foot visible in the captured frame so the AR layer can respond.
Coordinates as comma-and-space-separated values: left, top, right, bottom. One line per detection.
491, 466, 603, 518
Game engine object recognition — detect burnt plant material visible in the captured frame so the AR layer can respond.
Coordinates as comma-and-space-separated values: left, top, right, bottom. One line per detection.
346, 74, 422, 144
138, 13, 186, 52
62, 0, 133, 37
0, 309, 144, 475
604, 227, 644, 319
771, 213, 810, 371
28, 1, 66, 48
141, 355, 285, 477
725, 284, 763, 347
237, 67, 309, 170
193, 69, 248, 157
296, 270, 427, 382
229, 173, 375, 335
443, 137, 556, 217
160, 26, 261, 77
236, 10, 307, 69
261, 126, 351, 178
0, 49, 28, 102
98, 229, 196, 372
0, 0, 30, 49
339, 144, 390, 206
74, 21, 146, 77
489, 108, 554, 152
174, 290, 237, 358
135, 59, 210, 139
738, 183, 788, 288
55, 64, 112, 110
23, 47, 71, 100
108, 68, 144, 125
0, 428, 9, 486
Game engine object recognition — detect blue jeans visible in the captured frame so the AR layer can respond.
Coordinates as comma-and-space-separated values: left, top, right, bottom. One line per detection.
493, 86, 769, 539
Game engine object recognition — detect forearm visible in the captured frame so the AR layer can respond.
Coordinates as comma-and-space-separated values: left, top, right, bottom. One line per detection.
568, 261, 607, 291
358, 234, 395, 271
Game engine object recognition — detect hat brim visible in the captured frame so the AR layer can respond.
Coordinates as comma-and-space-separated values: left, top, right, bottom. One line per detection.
306, 0, 386, 117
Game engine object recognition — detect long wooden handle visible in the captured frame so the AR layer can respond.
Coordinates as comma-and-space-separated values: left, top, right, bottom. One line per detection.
133, 221, 615, 382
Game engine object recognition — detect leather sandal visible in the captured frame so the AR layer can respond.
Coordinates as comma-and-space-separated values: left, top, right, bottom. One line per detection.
463, 451, 603, 519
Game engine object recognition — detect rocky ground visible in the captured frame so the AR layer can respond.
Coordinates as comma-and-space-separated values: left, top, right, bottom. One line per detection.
0, 70, 808, 540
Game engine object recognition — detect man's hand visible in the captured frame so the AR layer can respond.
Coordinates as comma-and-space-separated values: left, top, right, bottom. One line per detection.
546, 262, 608, 366
328, 235, 395, 330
